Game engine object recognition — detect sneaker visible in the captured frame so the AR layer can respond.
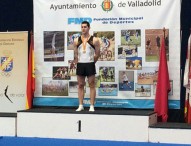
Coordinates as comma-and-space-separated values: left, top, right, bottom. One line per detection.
76, 105, 84, 111
89, 105, 95, 112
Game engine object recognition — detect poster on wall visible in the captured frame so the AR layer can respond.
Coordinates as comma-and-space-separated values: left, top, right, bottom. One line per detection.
0, 32, 28, 113
33, 0, 180, 109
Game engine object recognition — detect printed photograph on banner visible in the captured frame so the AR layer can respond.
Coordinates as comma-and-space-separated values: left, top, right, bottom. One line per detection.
121, 29, 141, 46
86, 75, 101, 88
42, 78, 68, 96
67, 31, 81, 50
135, 84, 151, 97
98, 84, 118, 96
119, 71, 134, 91
52, 66, 70, 80
93, 31, 115, 61
126, 57, 142, 70
99, 67, 115, 82
137, 67, 158, 84
68, 60, 77, 76
44, 31, 65, 62
153, 80, 173, 95
69, 81, 86, 93
145, 29, 169, 62
118, 45, 138, 59
118, 46, 126, 59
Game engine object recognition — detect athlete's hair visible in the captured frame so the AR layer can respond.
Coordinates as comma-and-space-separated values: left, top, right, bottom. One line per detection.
81, 21, 90, 28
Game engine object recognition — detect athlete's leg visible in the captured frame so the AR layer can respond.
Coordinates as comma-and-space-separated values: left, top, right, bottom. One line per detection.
88, 75, 96, 111
76, 75, 85, 111
126, 81, 131, 89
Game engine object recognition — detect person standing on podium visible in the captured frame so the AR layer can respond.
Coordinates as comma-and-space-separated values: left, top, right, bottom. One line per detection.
73, 21, 100, 112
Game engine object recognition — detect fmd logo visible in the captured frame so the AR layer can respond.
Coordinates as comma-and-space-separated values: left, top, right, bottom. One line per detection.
68, 17, 92, 24
101, 0, 113, 12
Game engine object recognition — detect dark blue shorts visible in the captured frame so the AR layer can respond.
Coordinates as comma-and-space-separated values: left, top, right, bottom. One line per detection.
123, 81, 129, 83
76, 62, 96, 76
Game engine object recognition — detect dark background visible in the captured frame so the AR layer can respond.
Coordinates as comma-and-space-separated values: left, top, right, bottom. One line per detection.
0, 0, 191, 122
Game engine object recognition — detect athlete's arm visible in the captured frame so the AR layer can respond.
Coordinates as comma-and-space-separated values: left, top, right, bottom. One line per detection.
73, 38, 78, 64
93, 37, 100, 63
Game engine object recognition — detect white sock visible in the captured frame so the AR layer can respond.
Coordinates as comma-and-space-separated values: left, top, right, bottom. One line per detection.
89, 105, 95, 112
76, 105, 84, 111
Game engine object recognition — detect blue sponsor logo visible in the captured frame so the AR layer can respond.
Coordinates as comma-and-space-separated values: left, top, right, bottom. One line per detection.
68, 17, 92, 24
1, 57, 13, 72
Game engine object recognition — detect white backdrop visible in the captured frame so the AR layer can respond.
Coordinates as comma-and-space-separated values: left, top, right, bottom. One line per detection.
33, 0, 180, 109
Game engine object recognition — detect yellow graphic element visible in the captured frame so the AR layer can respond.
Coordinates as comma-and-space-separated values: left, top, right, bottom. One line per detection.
102, 0, 113, 12
32, 50, 35, 78
0, 57, 13, 71
104, 0, 111, 10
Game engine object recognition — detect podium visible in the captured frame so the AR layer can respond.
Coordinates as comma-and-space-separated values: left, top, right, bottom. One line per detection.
149, 122, 191, 144
17, 107, 157, 142
0, 113, 16, 136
